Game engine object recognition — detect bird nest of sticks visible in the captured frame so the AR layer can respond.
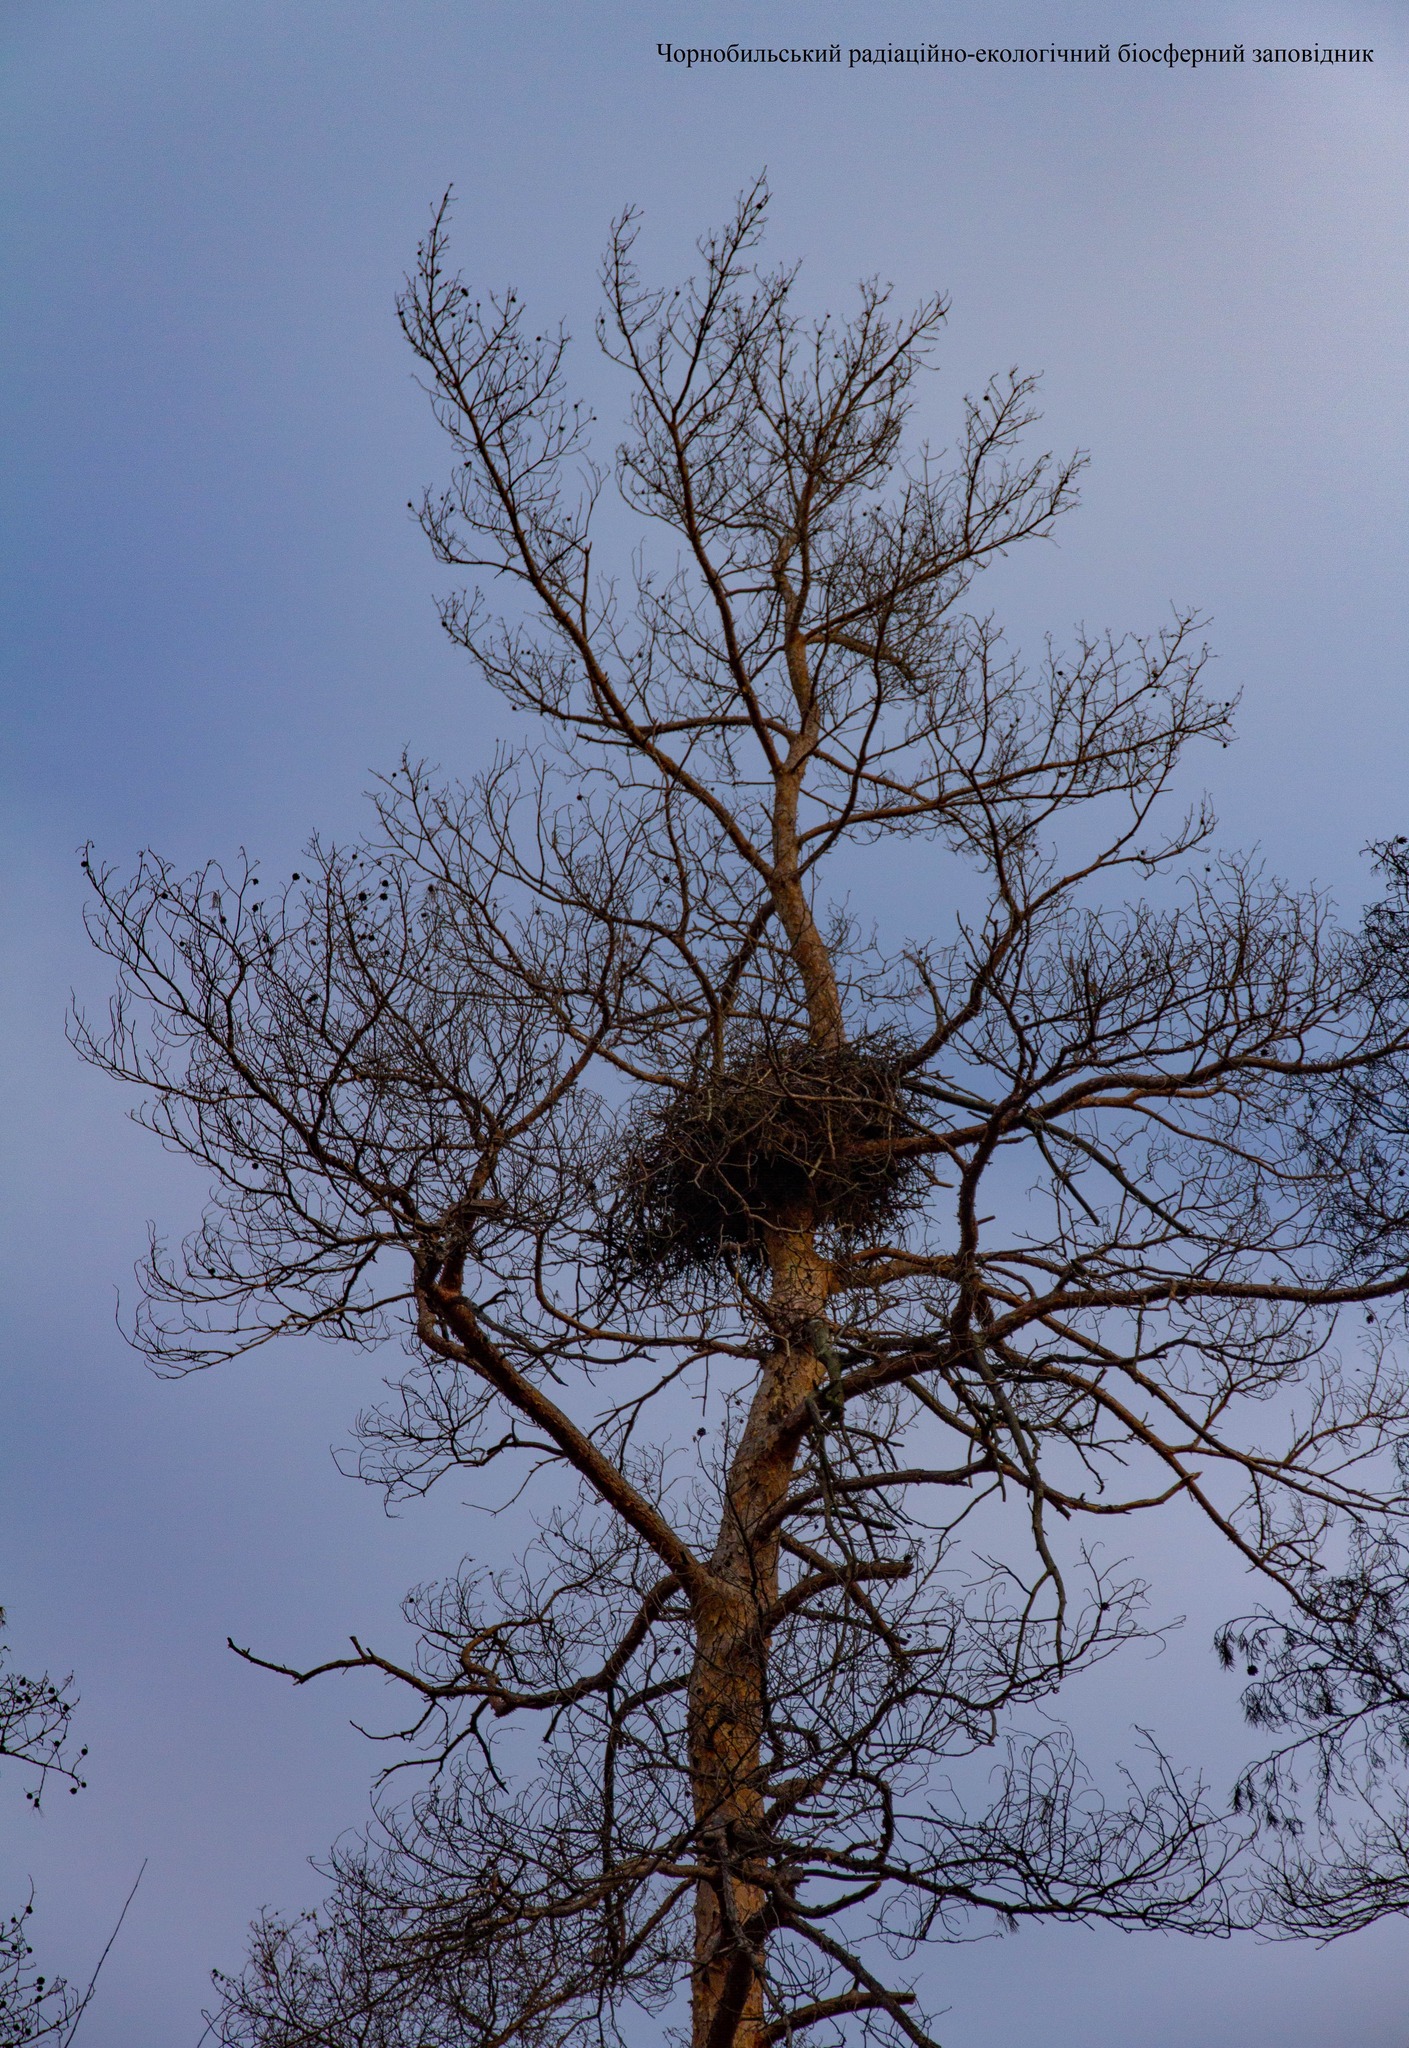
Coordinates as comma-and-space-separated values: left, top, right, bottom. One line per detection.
612, 1036, 923, 1277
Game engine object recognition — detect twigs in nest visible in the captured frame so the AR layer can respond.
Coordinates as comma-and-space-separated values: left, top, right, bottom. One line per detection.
612, 1036, 923, 1277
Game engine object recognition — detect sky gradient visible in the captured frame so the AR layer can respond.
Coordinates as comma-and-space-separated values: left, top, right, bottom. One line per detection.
3, 4, 1408, 2042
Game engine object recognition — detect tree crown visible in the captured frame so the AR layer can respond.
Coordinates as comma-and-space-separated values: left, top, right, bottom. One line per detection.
79, 184, 1409, 2048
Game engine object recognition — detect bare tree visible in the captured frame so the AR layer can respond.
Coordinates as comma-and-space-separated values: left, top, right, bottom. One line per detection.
1, 1613, 86, 2043
78, 183, 1409, 2048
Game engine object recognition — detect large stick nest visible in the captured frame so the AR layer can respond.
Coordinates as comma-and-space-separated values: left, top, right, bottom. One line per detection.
612, 1037, 923, 1277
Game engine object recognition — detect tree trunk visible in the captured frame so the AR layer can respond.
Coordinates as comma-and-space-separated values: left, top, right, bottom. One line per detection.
689, 1217, 829, 2048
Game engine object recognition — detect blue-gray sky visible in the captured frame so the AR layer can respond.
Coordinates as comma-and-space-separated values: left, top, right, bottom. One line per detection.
2, 4, 1407, 2042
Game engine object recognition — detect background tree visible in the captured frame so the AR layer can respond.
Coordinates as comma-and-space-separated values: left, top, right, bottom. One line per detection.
79, 184, 1409, 2048
0, 1612, 86, 2043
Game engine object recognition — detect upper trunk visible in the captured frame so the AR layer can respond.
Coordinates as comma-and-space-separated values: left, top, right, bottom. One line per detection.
689, 1213, 831, 2047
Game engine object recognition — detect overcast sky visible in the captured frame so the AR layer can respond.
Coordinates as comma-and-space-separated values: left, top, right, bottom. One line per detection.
3, 4, 1408, 2043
